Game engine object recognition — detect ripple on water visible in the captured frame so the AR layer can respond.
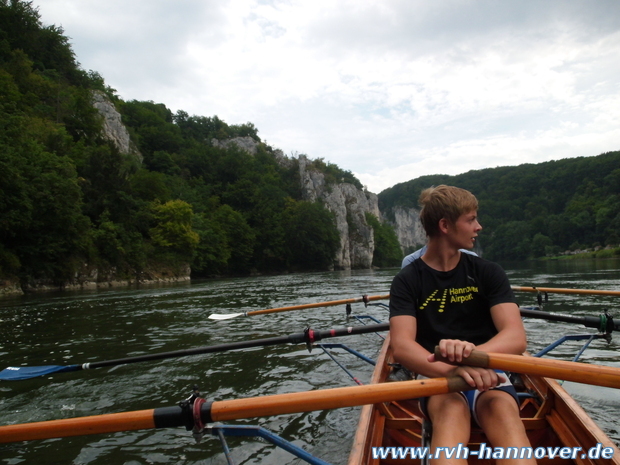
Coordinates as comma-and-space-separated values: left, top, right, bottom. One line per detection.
1, 263, 619, 463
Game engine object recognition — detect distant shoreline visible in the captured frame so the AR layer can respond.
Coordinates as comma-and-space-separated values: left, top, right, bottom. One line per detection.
543, 246, 620, 261
0, 266, 191, 298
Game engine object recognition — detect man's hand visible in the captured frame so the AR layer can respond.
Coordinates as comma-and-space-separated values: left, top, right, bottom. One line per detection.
449, 365, 506, 390
427, 339, 506, 390
427, 339, 475, 363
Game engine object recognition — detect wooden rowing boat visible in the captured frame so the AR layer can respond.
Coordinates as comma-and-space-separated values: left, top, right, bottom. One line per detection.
348, 334, 620, 465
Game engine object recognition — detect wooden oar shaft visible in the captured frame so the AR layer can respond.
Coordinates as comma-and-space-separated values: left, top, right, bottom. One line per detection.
512, 286, 620, 297
247, 294, 390, 316
210, 376, 469, 421
434, 349, 620, 389
0, 377, 470, 443
0, 409, 156, 443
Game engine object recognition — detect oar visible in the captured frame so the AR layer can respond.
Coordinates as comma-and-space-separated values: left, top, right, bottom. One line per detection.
209, 287, 618, 320
519, 307, 619, 332
0, 323, 389, 381
512, 286, 620, 297
0, 376, 471, 443
208, 294, 390, 320
434, 348, 620, 389
209, 288, 618, 320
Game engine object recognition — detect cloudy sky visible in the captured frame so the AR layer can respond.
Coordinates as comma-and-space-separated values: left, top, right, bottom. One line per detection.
36, 0, 620, 194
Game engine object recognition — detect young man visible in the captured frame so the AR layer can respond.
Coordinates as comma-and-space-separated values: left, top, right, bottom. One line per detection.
389, 185, 535, 465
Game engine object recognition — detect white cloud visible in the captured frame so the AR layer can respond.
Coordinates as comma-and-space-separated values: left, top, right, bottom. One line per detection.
36, 0, 620, 193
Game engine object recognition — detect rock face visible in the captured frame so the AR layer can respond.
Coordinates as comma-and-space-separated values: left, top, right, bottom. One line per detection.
209, 138, 382, 268
208, 138, 383, 269
211, 136, 259, 155
92, 91, 141, 160
388, 206, 426, 253
15, 264, 192, 295
0, 278, 22, 297
221, 135, 423, 264
298, 155, 380, 269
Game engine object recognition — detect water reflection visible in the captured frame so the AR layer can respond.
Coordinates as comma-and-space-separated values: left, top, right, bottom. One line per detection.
0, 260, 619, 464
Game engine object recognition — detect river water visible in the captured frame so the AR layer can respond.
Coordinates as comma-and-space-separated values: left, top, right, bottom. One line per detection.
0, 259, 619, 464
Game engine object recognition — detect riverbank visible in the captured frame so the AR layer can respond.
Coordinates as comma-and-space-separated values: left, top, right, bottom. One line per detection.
0, 263, 191, 297
546, 245, 620, 261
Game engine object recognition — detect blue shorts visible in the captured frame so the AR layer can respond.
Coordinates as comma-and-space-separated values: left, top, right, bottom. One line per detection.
417, 370, 519, 426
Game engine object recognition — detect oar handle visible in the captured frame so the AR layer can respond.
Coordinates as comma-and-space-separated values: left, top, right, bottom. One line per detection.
0, 377, 470, 443
433, 348, 620, 389
512, 286, 620, 297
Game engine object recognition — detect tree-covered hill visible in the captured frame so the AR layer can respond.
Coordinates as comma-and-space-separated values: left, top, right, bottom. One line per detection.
2, 0, 618, 292
1, 0, 373, 290
379, 151, 620, 261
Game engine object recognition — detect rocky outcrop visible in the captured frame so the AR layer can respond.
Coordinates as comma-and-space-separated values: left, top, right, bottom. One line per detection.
209, 139, 381, 269
13, 263, 191, 295
0, 278, 22, 297
388, 206, 427, 253
92, 91, 141, 161
298, 155, 380, 269
211, 136, 259, 155
209, 137, 421, 265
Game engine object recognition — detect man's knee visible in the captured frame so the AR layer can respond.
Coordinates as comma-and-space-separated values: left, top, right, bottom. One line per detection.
475, 390, 520, 424
428, 393, 470, 423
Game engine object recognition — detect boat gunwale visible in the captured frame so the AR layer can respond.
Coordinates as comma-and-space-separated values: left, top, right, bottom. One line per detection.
347, 333, 620, 465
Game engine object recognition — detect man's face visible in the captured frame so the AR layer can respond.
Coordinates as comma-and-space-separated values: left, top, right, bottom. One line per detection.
447, 210, 482, 250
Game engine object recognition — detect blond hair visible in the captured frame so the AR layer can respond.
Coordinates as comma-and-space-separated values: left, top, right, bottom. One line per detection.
419, 185, 478, 237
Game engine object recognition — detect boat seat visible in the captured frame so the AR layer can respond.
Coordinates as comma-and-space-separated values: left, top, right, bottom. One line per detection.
380, 395, 550, 459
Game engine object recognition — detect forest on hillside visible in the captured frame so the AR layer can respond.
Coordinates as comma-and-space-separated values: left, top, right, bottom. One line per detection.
1, 0, 395, 290
2, 1, 618, 292
379, 151, 620, 261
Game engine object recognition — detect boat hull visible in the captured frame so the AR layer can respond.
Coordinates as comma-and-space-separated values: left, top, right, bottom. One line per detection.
348, 334, 620, 465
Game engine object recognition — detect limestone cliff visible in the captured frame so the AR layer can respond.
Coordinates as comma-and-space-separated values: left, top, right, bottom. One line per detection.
17, 263, 191, 295
209, 138, 382, 270
387, 206, 427, 253
92, 91, 142, 160
211, 136, 259, 155
298, 155, 379, 269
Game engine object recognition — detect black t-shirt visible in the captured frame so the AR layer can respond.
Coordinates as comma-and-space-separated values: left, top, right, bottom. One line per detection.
389, 253, 516, 353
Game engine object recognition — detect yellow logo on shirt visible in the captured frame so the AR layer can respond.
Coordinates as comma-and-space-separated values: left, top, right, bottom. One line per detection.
419, 289, 448, 312
420, 286, 479, 312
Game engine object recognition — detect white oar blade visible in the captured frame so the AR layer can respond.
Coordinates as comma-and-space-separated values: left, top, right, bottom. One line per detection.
208, 312, 245, 320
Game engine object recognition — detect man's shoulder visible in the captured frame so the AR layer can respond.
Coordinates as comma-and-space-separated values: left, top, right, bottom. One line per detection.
462, 254, 507, 283
401, 247, 479, 269
401, 246, 426, 268
462, 252, 500, 268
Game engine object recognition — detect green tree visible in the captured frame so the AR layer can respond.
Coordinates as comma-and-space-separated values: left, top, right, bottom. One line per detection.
149, 200, 199, 260
191, 212, 231, 275
131, 169, 172, 202
282, 200, 340, 270
484, 221, 532, 260
365, 213, 402, 267
531, 233, 552, 258
213, 204, 255, 274
0, 134, 91, 283
91, 210, 129, 269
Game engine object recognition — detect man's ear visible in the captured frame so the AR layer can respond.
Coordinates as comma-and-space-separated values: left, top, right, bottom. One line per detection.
438, 218, 450, 234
